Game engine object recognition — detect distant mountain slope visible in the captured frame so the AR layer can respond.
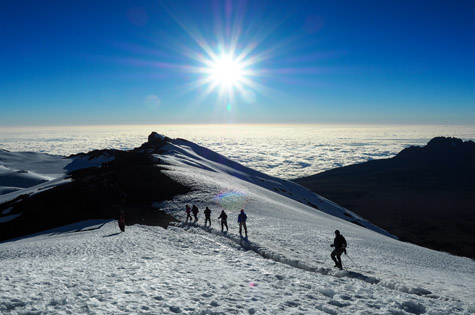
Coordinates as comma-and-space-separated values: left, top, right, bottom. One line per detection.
294, 137, 475, 258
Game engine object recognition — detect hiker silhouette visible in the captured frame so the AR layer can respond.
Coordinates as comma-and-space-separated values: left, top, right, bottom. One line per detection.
330, 230, 347, 269
204, 207, 212, 226
218, 210, 228, 232
238, 209, 247, 238
118, 209, 126, 232
185, 205, 192, 223
192, 204, 199, 223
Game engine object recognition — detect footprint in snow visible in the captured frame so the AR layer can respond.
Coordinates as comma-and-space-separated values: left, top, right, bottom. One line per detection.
169, 305, 182, 313
201, 292, 213, 298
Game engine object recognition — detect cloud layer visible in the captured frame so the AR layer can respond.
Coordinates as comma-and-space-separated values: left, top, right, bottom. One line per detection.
1, 125, 474, 179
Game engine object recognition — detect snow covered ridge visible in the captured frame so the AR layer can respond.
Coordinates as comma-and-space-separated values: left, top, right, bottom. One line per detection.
0, 149, 116, 227
0, 149, 116, 197
157, 137, 395, 239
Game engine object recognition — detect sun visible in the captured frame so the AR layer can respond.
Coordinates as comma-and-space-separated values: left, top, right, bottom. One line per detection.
192, 49, 255, 103
208, 53, 245, 88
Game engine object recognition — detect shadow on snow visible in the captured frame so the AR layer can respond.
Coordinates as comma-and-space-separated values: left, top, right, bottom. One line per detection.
177, 221, 437, 299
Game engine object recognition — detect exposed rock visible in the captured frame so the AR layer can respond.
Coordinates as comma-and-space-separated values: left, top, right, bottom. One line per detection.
0, 133, 189, 242
396, 136, 475, 166
148, 132, 166, 143
295, 137, 475, 258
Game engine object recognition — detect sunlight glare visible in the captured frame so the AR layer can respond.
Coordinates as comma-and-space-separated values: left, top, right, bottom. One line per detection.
209, 53, 244, 88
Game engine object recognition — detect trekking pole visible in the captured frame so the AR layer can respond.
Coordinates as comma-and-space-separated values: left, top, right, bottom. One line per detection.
345, 252, 357, 267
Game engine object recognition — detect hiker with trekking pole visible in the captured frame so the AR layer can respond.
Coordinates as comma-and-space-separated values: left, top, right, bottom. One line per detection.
330, 230, 347, 270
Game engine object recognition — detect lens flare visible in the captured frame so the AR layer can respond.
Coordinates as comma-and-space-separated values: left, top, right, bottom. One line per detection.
213, 190, 248, 213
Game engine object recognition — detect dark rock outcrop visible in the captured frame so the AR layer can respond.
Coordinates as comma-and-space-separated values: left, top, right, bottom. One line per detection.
295, 137, 475, 258
396, 137, 475, 166
0, 133, 189, 242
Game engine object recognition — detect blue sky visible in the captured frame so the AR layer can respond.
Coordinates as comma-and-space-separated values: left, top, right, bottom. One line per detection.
1, 0, 474, 125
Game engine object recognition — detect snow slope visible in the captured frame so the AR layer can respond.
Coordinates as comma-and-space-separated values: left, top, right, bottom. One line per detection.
157, 138, 394, 238
156, 138, 475, 303
0, 150, 115, 204
1, 221, 473, 314
0, 151, 69, 196
1, 135, 474, 314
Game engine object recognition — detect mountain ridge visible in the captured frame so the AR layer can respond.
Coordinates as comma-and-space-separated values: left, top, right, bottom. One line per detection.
0, 132, 392, 243
294, 136, 475, 258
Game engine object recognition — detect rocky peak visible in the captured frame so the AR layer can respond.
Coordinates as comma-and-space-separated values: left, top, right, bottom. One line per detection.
135, 132, 170, 152
395, 136, 475, 166
148, 132, 166, 144
426, 137, 466, 150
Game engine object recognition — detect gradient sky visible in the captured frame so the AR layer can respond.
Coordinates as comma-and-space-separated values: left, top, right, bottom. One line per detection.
1, 0, 474, 125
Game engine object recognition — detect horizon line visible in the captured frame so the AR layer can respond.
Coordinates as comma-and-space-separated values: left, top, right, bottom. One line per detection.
2, 122, 475, 128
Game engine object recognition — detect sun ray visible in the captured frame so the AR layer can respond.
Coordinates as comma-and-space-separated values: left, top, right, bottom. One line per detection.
139, 1, 318, 112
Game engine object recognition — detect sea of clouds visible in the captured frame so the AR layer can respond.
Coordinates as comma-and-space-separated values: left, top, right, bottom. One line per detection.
1, 124, 475, 179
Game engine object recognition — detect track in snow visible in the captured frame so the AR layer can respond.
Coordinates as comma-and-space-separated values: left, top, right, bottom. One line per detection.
177, 221, 437, 299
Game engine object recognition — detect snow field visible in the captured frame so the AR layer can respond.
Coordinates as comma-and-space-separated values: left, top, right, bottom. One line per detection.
1, 221, 469, 315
